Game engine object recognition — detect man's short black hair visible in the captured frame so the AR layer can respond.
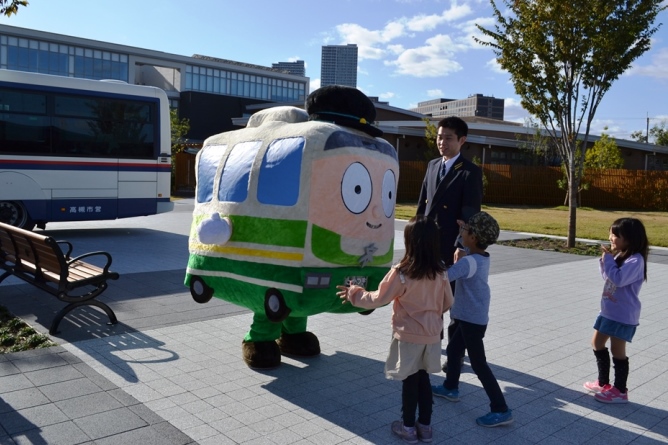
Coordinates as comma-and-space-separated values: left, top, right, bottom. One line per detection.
437, 116, 468, 139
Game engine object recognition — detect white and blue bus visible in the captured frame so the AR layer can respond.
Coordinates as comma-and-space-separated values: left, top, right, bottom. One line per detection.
0, 69, 173, 230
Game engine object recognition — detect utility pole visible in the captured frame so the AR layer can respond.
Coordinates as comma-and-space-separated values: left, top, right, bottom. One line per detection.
646, 113, 650, 144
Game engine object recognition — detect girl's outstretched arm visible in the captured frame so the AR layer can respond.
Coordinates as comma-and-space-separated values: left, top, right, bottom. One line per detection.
337, 268, 404, 309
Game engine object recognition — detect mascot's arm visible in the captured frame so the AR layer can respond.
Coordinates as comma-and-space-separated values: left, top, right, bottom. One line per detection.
347, 268, 404, 309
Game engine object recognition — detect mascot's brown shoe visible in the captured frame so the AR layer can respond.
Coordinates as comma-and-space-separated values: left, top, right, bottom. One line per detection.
242, 340, 281, 369
276, 331, 321, 357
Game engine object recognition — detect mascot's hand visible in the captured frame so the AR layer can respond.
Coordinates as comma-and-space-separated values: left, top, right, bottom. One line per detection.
336, 285, 351, 305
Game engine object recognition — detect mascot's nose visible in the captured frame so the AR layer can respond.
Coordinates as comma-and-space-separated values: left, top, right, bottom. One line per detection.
371, 204, 381, 219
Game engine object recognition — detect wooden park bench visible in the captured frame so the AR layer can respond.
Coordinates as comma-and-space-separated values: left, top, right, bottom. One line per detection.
0, 221, 119, 334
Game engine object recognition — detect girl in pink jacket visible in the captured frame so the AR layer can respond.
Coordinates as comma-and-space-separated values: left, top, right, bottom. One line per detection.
338, 215, 454, 444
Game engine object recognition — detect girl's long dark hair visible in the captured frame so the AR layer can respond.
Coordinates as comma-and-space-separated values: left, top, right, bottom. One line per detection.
396, 215, 446, 280
610, 217, 649, 281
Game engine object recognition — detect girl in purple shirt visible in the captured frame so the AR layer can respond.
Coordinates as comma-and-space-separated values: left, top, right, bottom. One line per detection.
583, 218, 649, 404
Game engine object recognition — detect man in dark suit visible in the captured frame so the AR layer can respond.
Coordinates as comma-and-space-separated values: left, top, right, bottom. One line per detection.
417, 117, 483, 371
417, 116, 483, 267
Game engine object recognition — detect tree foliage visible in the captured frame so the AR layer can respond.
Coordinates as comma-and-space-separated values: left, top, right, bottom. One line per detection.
1, 0, 28, 16
652, 122, 668, 146
631, 120, 668, 146
515, 117, 560, 166
585, 131, 623, 169
170, 109, 190, 190
170, 108, 190, 156
476, 0, 665, 246
422, 118, 440, 160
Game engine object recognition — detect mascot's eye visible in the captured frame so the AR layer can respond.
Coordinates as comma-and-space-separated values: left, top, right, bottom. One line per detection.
341, 162, 372, 214
382, 169, 396, 218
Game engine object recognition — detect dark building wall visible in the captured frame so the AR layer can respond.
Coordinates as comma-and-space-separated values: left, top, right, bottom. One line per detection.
376, 109, 423, 121
179, 92, 267, 140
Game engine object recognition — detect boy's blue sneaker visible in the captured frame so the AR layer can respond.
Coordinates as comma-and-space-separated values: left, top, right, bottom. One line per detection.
476, 410, 514, 427
431, 385, 459, 402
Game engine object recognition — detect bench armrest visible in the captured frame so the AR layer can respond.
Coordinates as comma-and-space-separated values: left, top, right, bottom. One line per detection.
67, 251, 114, 274
56, 240, 74, 259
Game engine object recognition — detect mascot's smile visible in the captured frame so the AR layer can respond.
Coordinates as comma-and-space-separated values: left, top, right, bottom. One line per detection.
366, 222, 382, 229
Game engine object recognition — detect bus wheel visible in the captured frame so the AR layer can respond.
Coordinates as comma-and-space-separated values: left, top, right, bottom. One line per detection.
0, 201, 35, 230
190, 276, 213, 303
264, 288, 291, 323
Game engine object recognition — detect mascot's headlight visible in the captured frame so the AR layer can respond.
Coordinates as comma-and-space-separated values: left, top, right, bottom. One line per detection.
341, 162, 372, 214
197, 213, 233, 245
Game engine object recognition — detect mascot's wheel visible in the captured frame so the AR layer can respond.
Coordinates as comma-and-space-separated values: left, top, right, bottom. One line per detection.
359, 309, 375, 315
264, 288, 291, 323
190, 276, 214, 303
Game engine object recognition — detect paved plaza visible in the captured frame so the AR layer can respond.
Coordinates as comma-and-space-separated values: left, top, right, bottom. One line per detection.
1, 199, 667, 444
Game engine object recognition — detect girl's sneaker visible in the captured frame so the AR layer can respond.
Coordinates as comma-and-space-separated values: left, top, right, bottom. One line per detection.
391, 421, 418, 444
583, 380, 612, 393
594, 386, 628, 404
415, 421, 433, 443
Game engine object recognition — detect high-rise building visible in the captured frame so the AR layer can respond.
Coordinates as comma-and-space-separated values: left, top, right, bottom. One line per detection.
411, 94, 505, 120
272, 60, 305, 77
320, 44, 358, 88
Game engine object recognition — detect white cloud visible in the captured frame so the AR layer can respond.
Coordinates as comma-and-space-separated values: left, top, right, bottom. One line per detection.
335, 22, 406, 60
310, 78, 321, 91
385, 34, 463, 77
486, 58, 505, 74
379, 91, 396, 101
386, 44, 405, 55
405, 14, 444, 32
587, 119, 638, 140
628, 48, 668, 79
459, 16, 496, 49
332, 2, 479, 63
402, 2, 474, 33
503, 97, 530, 123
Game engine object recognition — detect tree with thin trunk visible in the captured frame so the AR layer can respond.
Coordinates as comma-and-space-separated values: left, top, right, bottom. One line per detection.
476, 0, 665, 247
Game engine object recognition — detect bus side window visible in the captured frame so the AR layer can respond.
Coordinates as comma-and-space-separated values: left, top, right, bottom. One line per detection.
218, 141, 262, 203
257, 137, 304, 206
0, 88, 50, 155
196, 144, 227, 203
0, 114, 51, 155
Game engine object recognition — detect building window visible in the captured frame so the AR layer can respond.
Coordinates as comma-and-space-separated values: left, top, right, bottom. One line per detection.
0, 34, 128, 81
184, 64, 305, 103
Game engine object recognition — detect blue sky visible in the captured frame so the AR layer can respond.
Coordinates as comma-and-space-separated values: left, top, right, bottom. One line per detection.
3, 0, 668, 141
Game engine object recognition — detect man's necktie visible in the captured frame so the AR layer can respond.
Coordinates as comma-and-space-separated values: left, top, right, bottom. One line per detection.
438, 162, 447, 182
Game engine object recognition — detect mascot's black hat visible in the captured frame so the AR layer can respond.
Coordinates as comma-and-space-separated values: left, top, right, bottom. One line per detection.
306, 85, 383, 137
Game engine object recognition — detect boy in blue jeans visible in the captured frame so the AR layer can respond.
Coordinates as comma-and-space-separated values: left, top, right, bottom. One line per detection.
432, 211, 513, 427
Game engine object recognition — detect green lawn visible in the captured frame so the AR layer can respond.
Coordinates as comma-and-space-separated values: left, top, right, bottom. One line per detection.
395, 204, 668, 247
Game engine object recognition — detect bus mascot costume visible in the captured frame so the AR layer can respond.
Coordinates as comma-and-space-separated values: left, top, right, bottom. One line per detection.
185, 85, 399, 369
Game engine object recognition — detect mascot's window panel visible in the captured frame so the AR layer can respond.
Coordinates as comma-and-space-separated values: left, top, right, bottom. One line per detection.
324, 130, 398, 161
257, 137, 304, 206
197, 144, 227, 203
218, 141, 261, 203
